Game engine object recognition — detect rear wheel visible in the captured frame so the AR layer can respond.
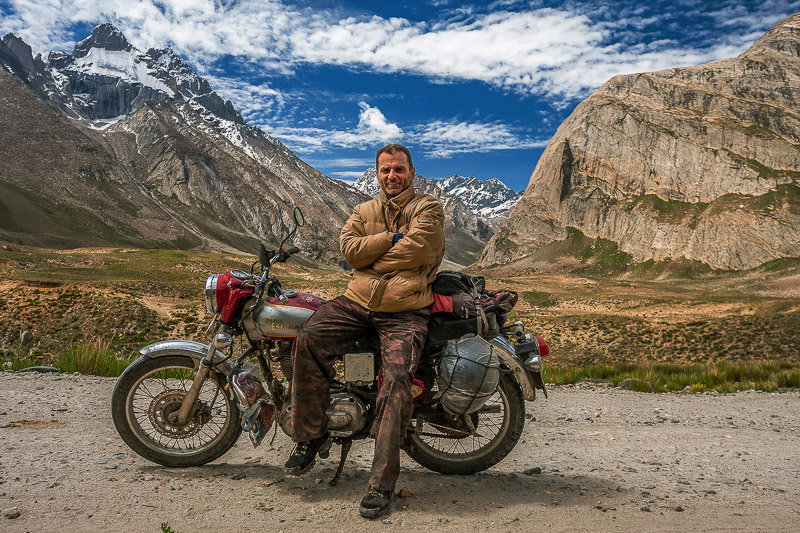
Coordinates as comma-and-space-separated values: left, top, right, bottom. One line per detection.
111, 355, 242, 467
406, 372, 525, 475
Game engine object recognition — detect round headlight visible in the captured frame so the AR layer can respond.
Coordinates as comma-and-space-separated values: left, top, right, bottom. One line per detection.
205, 274, 220, 314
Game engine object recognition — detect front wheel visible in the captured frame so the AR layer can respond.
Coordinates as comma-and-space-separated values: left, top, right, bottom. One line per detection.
406, 372, 525, 475
111, 355, 242, 467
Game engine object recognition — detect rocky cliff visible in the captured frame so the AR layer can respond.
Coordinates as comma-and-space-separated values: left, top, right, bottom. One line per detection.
480, 14, 800, 271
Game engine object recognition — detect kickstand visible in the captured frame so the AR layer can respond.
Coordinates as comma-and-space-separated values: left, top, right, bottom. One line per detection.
329, 439, 352, 487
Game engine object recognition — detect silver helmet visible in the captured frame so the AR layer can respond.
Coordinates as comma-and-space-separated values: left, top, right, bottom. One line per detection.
438, 334, 500, 415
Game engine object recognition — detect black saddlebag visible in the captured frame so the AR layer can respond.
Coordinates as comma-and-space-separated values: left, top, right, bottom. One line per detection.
427, 312, 499, 347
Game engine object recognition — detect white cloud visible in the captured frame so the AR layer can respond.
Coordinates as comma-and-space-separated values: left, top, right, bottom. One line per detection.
2, 0, 788, 100
202, 75, 286, 121
306, 157, 373, 168
265, 102, 545, 159
267, 101, 403, 151
331, 171, 365, 179
356, 102, 403, 143
416, 119, 548, 158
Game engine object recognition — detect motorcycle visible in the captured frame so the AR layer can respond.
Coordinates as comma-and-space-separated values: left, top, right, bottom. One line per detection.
111, 207, 549, 484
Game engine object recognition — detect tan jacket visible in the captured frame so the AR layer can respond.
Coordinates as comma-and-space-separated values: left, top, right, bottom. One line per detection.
340, 185, 445, 312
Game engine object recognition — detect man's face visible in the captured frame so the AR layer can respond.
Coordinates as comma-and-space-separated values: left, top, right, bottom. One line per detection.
377, 151, 415, 197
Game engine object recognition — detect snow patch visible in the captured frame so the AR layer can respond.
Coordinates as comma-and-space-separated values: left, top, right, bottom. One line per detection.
86, 115, 125, 130
67, 48, 171, 94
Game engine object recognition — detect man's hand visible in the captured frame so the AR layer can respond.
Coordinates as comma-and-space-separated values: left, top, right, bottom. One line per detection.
372, 203, 444, 274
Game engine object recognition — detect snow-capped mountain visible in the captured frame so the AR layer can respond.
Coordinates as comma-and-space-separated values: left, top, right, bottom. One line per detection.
354, 169, 520, 224
438, 175, 520, 221
0, 24, 364, 262
0, 23, 505, 265
28, 24, 243, 135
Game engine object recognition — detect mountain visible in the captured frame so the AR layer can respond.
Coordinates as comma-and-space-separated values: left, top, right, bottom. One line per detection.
353, 168, 493, 266
480, 14, 800, 271
437, 175, 520, 223
1, 24, 364, 263
354, 170, 519, 223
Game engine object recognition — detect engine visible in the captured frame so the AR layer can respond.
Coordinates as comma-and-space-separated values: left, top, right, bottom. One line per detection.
278, 393, 368, 438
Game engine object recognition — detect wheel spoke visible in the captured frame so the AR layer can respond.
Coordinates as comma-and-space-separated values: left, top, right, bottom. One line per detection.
409, 376, 522, 468
125, 363, 235, 456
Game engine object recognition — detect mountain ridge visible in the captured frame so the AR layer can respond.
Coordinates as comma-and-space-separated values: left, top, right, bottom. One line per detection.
1, 23, 513, 266
480, 14, 800, 271
0, 25, 361, 263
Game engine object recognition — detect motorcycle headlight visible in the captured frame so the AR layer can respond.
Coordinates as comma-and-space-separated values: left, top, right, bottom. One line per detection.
205, 274, 220, 314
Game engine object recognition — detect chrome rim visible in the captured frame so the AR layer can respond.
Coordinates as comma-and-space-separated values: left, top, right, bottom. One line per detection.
411, 385, 510, 461
125, 364, 235, 455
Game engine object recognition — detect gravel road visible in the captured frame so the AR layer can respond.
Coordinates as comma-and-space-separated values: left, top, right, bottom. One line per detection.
1, 371, 798, 532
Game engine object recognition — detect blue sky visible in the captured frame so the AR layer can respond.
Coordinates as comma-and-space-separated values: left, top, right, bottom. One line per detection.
2, 1, 799, 191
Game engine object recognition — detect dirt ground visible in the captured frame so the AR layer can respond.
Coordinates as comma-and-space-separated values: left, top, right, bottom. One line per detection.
1, 372, 798, 532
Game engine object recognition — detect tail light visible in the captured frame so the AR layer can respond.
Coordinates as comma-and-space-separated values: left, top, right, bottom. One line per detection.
536, 336, 549, 357
518, 335, 549, 372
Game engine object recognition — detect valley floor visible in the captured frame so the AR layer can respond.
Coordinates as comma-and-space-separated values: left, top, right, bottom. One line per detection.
1, 372, 798, 532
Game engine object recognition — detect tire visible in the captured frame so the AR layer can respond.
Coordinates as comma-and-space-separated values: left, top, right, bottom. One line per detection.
111, 355, 242, 467
406, 372, 525, 475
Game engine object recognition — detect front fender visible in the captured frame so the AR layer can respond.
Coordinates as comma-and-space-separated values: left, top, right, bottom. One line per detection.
489, 336, 539, 401
138, 339, 235, 375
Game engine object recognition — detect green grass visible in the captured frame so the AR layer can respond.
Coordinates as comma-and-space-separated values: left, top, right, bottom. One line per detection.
57, 338, 133, 376
576, 237, 633, 275
2, 352, 42, 371
627, 194, 710, 222
761, 257, 800, 272
629, 257, 716, 279
522, 290, 557, 307
545, 360, 800, 393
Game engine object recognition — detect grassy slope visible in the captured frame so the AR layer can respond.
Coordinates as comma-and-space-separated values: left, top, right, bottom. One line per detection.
1, 243, 798, 373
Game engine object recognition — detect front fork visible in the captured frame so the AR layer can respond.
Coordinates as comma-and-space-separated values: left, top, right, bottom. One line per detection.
172, 328, 234, 426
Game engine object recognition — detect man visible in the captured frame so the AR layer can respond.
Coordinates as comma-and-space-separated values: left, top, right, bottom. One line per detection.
285, 144, 445, 518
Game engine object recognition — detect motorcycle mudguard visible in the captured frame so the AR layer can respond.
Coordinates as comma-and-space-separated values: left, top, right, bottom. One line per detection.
138, 339, 236, 376
489, 336, 538, 401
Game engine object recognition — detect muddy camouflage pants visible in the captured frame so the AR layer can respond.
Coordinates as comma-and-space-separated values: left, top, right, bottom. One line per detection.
291, 295, 429, 491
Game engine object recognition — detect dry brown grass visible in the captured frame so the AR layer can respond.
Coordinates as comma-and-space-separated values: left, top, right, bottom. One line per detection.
1, 244, 797, 368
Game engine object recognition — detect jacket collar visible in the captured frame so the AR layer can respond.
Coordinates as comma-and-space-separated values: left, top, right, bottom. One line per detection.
379, 184, 416, 210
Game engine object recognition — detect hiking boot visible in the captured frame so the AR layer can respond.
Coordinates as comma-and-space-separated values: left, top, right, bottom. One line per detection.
359, 486, 394, 519
284, 432, 331, 476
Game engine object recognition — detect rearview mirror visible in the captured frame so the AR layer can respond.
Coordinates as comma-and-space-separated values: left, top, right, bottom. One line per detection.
258, 243, 270, 267
293, 207, 305, 227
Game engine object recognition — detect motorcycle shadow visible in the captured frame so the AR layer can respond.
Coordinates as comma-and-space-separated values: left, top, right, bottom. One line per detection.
139, 457, 622, 515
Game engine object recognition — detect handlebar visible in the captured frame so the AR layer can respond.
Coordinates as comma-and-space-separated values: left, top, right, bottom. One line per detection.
269, 278, 289, 304
269, 245, 302, 266
258, 244, 301, 303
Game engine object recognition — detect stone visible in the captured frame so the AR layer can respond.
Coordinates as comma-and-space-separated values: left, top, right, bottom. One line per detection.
3, 507, 20, 519
231, 472, 247, 480
523, 467, 542, 475
617, 379, 655, 392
